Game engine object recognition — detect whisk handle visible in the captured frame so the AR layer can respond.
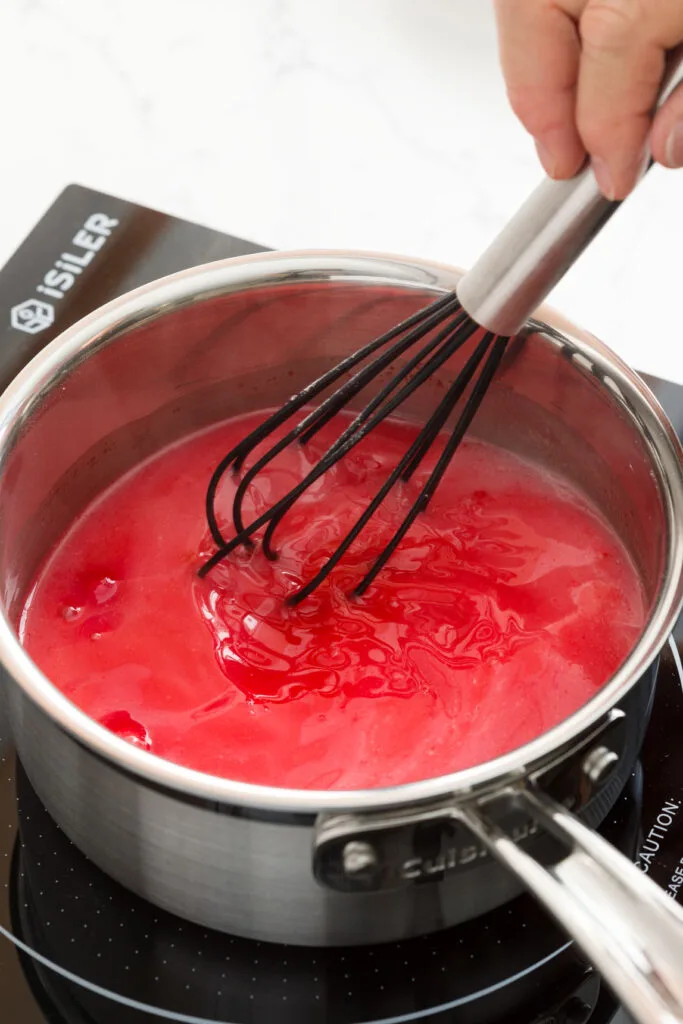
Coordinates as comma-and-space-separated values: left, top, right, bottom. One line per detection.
457, 46, 683, 337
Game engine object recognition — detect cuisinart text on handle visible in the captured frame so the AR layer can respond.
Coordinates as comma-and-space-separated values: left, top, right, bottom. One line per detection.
10, 212, 119, 335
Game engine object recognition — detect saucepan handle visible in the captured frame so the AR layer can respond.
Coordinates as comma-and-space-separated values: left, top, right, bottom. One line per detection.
459, 786, 683, 1024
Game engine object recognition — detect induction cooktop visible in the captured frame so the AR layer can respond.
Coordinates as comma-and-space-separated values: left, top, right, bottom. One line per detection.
0, 185, 681, 1024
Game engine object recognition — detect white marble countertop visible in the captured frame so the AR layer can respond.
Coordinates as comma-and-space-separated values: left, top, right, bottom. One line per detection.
2, 0, 682, 382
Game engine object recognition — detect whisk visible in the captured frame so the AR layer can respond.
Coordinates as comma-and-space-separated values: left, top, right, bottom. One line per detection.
200, 59, 683, 604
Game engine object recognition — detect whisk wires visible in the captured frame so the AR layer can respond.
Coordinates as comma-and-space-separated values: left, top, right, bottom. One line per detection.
198, 292, 509, 602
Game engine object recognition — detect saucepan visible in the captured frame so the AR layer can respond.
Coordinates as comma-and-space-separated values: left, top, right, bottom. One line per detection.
0, 252, 682, 1022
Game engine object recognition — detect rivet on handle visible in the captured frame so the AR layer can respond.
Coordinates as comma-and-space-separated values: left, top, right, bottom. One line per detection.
581, 746, 620, 787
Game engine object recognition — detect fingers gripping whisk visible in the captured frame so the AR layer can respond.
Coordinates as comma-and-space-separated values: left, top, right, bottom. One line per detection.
199, 50, 683, 603
198, 292, 509, 603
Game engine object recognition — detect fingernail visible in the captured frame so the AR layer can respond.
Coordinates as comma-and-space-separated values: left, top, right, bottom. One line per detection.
592, 157, 615, 201
665, 120, 683, 168
535, 138, 556, 178
637, 147, 651, 180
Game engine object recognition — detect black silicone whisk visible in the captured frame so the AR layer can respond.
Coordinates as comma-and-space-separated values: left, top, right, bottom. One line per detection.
199, 291, 506, 603
199, 55, 683, 603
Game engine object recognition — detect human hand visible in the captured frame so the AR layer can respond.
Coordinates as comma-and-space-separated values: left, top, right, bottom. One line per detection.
493, 0, 683, 199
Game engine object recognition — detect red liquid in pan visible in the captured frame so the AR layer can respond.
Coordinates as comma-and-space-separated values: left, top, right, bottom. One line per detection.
20, 412, 645, 789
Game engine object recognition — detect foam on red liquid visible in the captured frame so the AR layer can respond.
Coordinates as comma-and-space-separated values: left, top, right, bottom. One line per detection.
19, 411, 645, 790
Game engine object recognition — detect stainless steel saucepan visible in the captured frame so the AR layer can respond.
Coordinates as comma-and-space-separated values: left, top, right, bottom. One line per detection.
0, 252, 682, 1022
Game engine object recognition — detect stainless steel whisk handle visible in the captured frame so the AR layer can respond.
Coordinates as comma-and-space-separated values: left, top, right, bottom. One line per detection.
457, 46, 683, 337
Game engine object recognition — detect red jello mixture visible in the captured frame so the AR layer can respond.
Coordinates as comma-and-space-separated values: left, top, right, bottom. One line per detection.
19, 411, 645, 790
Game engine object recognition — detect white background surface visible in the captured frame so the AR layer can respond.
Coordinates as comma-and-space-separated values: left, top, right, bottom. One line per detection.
1, 0, 682, 381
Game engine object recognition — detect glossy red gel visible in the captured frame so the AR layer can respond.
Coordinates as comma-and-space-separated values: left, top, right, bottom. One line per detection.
20, 410, 645, 790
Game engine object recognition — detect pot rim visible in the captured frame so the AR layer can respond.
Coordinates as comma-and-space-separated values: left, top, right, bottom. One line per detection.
0, 248, 681, 814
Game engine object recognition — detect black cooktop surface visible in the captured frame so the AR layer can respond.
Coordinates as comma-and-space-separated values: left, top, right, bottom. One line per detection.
0, 185, 682, 1024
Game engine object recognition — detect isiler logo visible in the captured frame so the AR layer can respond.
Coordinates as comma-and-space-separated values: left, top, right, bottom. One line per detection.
10, 212, 119, 335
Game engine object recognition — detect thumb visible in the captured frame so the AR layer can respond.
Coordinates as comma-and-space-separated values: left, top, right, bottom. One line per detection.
651, 80, 683, 168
